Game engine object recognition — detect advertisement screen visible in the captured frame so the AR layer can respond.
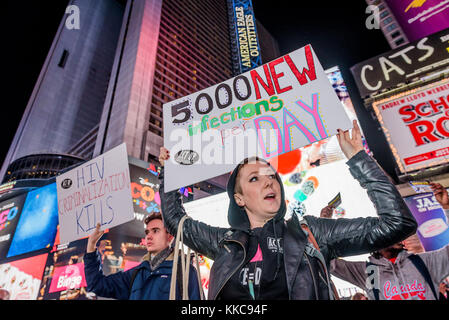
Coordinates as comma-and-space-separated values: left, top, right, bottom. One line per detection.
350, 28, 449, 98
0, 253, 47, 300
372, 79, 449, 173
229, 0, 261, 73
0, 194, 27, 260
111, 163, 161, 238
38, 233, 147, 300
385, 0, 449, 42
7, 183, 59, 258
404, 191, 449, 251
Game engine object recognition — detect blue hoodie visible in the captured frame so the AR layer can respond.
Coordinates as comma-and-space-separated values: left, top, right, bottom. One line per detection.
84, 250, 201, 300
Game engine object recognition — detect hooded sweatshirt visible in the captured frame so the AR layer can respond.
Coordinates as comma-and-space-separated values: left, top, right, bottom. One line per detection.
218, 158, 328, 300
330, 245, 449, 300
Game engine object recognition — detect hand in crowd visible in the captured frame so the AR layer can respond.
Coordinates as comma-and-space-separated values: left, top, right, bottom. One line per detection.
430, 182, 449, 209
159, 147, 170, 167
336, 120, 365, 160
320, 205, 333, 218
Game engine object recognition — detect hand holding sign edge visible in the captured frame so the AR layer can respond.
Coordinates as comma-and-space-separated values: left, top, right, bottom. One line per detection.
336, 120, 364, 160
87, 222, 105, 253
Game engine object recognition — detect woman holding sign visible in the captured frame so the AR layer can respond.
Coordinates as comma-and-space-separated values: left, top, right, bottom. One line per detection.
159, 120, 417, 300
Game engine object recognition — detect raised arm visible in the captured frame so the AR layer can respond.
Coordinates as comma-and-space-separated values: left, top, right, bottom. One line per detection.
305, 121, 417, 261
158, 147, 227, 260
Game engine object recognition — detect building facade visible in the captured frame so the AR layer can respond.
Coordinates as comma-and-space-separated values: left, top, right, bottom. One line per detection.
2, 0, 279, 197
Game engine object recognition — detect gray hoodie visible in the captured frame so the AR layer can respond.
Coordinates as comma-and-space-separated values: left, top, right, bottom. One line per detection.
330, 243, 449, 300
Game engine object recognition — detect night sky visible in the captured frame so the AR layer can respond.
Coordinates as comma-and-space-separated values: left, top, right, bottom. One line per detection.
2, 1, 398, 179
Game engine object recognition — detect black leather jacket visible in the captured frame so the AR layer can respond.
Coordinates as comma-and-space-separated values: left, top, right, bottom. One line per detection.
159, 151, 417, 300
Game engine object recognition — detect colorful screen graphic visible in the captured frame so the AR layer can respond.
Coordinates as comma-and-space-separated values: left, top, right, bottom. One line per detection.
0, 194, 27, 260
0, 253, 47, 300
404, 191, 449, 251
7, 183, 59, 258
229, 0, 261, 73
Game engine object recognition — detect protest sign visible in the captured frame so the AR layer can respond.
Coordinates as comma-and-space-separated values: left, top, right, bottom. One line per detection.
163, 44, 352, 192
56, 143, 134, 244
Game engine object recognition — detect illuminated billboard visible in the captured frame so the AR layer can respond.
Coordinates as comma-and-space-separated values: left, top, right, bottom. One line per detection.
372, 78, 449, 173
183, 67, 373, 298
385, 0, 449, 43
0, 194, 26, 260
404, 189, 449, 252
0, 253, 47, 300
7, 183, 59, 258
111, 163, 161, 238
228, 0, 262, 73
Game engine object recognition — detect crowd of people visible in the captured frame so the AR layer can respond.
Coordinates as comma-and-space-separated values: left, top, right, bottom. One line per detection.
80, 121, 448, 300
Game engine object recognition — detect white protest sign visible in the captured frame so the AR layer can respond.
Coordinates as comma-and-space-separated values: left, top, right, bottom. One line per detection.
56, 143, 134, 244
163, 44, 352, 192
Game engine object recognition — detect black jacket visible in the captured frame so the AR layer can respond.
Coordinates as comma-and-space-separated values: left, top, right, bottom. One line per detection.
160, 151, 417, 300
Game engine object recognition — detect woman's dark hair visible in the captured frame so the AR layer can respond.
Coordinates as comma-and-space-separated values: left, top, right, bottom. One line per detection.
371, 251, 383, 260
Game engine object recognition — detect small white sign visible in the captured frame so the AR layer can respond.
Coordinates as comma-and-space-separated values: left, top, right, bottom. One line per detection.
56, 143, 134, 244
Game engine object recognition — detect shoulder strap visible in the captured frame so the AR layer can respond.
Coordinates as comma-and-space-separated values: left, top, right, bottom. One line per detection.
300, 222, 339, 300
408, 254, 438, 299
128, 267, 141, 299
365, 261, 380, 300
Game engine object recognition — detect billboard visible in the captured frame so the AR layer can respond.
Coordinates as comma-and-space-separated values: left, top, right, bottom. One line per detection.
7, 183, 59, 258
163, 44, 352, 192
0, 194, 26, 260
37, 239, 95, 300
111, 163, 161, 238
385, 0, 449, 43
228, 0, 262, 74
351, 28, 449, 98
0, 253, 47, 300
372, 78, 449, 173
404, 191, 449, 251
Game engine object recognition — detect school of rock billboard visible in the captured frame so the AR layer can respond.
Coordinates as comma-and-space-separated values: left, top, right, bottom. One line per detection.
372, 79, 449, 173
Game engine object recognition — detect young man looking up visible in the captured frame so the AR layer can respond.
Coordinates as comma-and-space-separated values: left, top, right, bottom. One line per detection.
84, 214, 201, 300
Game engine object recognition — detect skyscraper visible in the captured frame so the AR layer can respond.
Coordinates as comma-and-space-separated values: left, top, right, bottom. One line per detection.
1, 0, 126, 180
2, 0, 280, 197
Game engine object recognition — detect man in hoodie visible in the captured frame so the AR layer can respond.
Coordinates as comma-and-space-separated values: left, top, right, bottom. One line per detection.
84, 213, 201, 300
159, 120, 417, 300
330, 183, 449, 300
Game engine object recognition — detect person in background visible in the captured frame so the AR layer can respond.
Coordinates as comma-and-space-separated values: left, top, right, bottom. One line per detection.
351, 292, 368, 300
330, 184, 449, 300
84, 213, 200, 300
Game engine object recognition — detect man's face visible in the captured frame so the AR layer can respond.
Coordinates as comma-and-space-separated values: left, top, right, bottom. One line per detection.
144, 219, 173, 255
234, 161, 281, 218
